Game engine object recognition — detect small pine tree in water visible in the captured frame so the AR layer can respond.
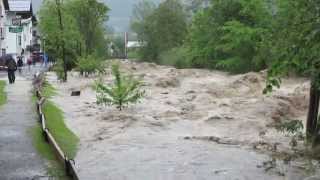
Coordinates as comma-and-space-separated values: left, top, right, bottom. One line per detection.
96, 64, 145, 110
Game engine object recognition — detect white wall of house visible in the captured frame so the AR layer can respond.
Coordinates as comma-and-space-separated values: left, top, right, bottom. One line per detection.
21, 17, 32, 60
4, 12, 33, 61
5, 12, 19, 58
0, 1, 6, 55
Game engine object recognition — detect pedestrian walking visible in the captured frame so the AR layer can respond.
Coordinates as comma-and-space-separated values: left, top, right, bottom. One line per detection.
17, 56, 23, 74
5, 55, 17, 84
43, 53, 48, 67
27, 56, 32, 71
32, 56, 36, 67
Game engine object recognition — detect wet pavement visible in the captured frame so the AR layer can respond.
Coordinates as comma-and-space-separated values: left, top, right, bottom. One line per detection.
0, 66, 49, 180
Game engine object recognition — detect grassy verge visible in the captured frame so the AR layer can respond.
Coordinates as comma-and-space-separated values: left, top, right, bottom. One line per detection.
42, 100, 79, 158
30, 80, 79, 178
41, 81, 79, 159
29, 125, 69, 179
42, 81, 57, 98
0, 80, 7, 106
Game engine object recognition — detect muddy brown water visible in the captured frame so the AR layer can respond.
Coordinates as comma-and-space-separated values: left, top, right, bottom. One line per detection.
47, 60, 320, 180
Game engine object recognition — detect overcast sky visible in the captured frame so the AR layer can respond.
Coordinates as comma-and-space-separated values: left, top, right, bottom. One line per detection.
31, 0, 161, 32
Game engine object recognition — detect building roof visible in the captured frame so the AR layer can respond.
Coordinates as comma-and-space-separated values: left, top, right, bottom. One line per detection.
8, 0, 31, 12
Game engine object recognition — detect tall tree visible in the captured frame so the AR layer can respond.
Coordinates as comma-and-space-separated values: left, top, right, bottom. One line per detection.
187, 0, 271, 72
67, 0, 109, 55
39, 0, 110, 81
131, 0, 188, 61
55, 0, 67, 81
39, 0, 83, 81
265, 0, 320, 145
130, 0, 156, 37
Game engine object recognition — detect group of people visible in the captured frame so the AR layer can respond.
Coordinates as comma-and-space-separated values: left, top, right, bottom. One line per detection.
3, 53, 49, 84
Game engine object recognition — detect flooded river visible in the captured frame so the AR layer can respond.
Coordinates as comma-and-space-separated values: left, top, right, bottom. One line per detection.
48, 60, 319, 179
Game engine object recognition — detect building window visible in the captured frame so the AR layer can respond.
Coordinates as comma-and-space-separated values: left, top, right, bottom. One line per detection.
18, 35, 21, 45
2, 49, 5, 56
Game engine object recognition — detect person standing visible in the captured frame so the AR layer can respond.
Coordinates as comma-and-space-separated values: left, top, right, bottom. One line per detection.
17, 56, 23, 74
27, 56, 32, 71
5, 55, 17, 84
43, 53, 48, 67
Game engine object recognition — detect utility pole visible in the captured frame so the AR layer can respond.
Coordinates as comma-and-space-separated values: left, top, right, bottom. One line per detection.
55, 0, 67, 82
124, 32, 128, 59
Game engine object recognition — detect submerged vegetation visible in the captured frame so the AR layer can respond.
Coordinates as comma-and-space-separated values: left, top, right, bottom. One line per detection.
96, 64, 145, 110
76, 54, 106, 77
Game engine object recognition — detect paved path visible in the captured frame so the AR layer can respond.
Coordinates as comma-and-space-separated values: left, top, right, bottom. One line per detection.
0, 71, 49, 179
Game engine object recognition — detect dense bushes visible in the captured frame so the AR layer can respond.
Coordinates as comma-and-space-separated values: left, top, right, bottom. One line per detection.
76, 55, 105, 76
158, 47, 192, 69
131, 0, 273, 73
96, 64, 145, 110
187, 0, 272, 73
131, 0, 187, 62
39, 0, 109, 81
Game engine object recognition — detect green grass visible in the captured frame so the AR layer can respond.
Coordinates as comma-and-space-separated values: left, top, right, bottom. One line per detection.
42, 81, 57, 98
29, 126, 69, 179
42, 100, 79, 159
30, 94, 70, 179
40, 81, 79, 159
30, 80, 79, 179
0, 80, 7, 106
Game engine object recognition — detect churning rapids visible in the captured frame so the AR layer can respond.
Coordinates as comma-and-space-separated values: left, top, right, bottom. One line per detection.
47, 60, 320, 180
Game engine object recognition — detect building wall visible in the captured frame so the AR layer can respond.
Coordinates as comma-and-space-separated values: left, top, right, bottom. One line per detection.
5, 12, 19, 58
21, 18, 33, 61
4, 12, 33, 61
0, 1, 6, 55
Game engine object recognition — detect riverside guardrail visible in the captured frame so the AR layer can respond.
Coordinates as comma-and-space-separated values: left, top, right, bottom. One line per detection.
33, 72, 79, 180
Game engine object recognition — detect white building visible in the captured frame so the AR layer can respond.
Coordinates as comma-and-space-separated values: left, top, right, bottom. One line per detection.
3, 0, 36, 61
0, 0, 9, 55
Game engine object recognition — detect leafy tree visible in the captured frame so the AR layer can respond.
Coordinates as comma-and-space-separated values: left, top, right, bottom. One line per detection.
39, 0, 110, 81
67, 0, 109, 56
187, 0, 271, 73
130, 0, 156, 40
265, 0, 320, 145
159, 46, 192, 69
76, 55, 105, 77
131, 0, 188, 61
96, 64, 145, 111
39, 0, 83, 81
110, 35, 126, 58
